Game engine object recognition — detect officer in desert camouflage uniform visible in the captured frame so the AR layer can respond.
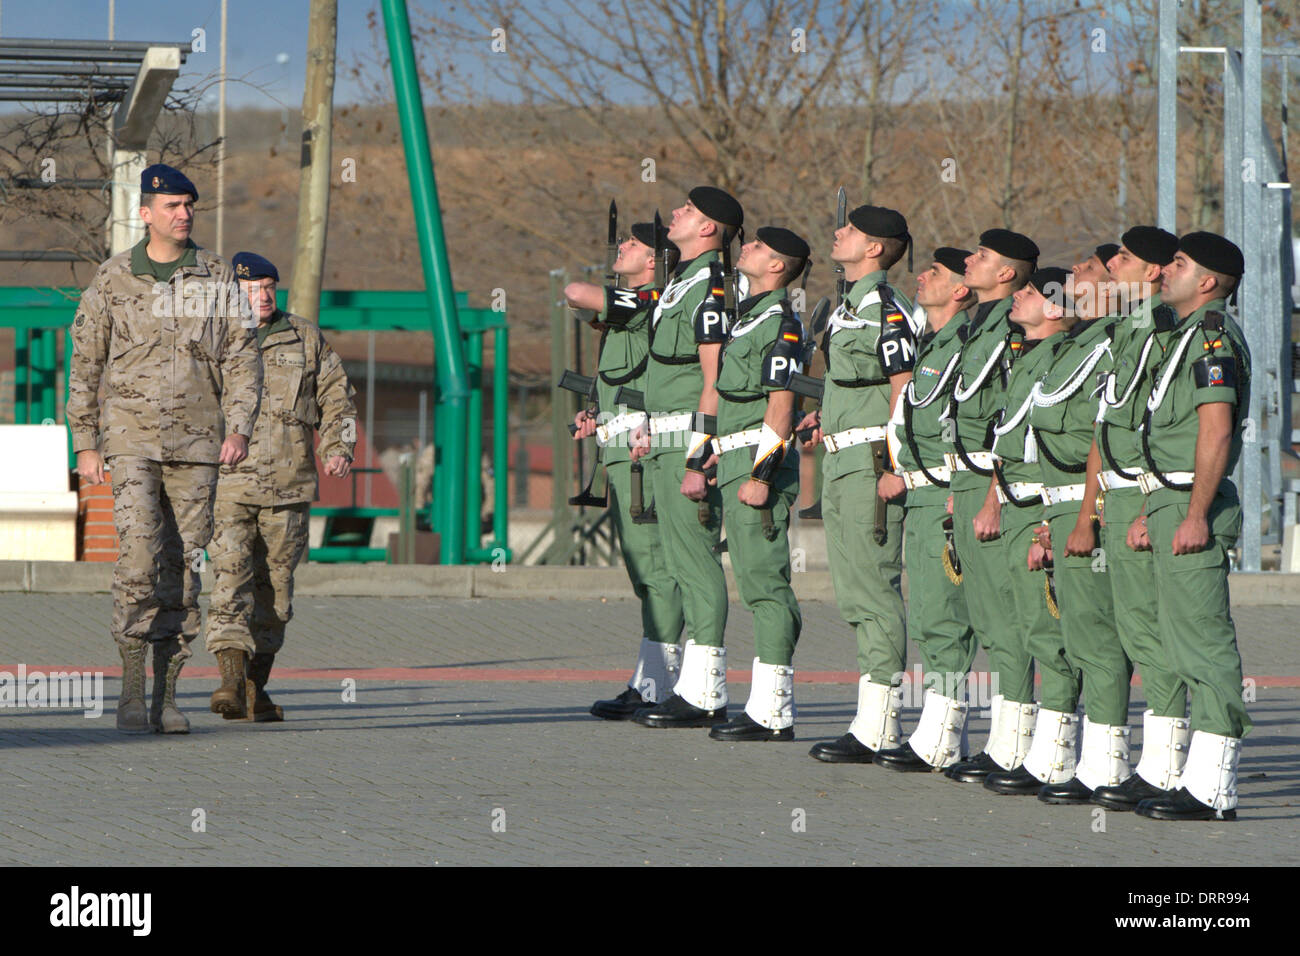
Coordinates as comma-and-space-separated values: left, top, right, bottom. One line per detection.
67, 163, 262, 735
204, 252, 357, 722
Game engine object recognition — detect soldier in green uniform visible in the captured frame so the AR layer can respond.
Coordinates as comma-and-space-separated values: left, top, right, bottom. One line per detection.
705, 226, 810, 741
565, 223, 687, 718
942, 230, 1041, 782
630, 187, 743, 728
1080, 228, 1193, 811
874, 248, 981, 772
204, 253, 357, 721
796, 205, 918, 763
1129, 233, 1249, 822
67, 164, 262, 734
979, 268, 1086, 795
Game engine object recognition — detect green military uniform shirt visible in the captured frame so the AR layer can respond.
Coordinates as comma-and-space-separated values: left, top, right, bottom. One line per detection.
891, 310, 968, 507
1095, 296, 1164, 475
991, 334, 1063, 486
951, 296, 1016, 469
596, 282, 655, 466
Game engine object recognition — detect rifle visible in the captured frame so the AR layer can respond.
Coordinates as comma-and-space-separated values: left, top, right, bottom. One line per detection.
834, 186, 847, 309
612, 386, 656, 523
794, 294, 832, 518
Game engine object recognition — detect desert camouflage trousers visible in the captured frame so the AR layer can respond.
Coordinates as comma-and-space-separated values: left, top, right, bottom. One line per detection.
203, 499, 311, 655
108, 456, 218, 650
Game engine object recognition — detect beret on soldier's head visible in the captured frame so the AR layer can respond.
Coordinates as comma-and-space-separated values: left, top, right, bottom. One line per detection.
979, 228, 1039, 264
1179, 231, 1244, 277
848, 204, 908, 239
630, 221, 676, 256
1121, 226, 1178, 267
933, 247, 972, 277
140, 163, 197, 200
1028, 266, 1072, 300
688, 186, 743, 229
757, 226, 811, 261
1094, 243, 1120, 266
232, 252, 279, 282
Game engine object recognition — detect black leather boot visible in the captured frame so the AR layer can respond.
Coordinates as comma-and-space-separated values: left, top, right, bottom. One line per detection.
1038, 777, 1093, 805
945, 751, 999, 783
1136, 787, 1237, 822
631, 693, 726, 728
590, 687, 648, 721
983, 764, 1043, 794
709, 711, 793, 742
808, 733, 875, 763
875, 742, 946, 772
1091, 773, 1171, 812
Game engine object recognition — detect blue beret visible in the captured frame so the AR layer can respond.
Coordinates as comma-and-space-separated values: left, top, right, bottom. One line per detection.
141, 163, 197, 200
232, 252, 279, 282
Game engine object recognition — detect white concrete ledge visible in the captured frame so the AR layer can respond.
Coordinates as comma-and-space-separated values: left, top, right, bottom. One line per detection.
2, 561, 1297, 606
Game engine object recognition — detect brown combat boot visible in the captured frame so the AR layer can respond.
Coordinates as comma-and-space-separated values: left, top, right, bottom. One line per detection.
150, 637, 191, 734
116, 639, 151, 734
210, 648, 248, 718
245, 652, 284, 722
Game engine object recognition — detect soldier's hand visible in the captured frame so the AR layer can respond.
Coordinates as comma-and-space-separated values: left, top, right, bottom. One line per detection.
573, 409, 598, 441
1127, 515, 1151, 552
1027, 539, 1047, 571
629, 424, 650, 462
737, 479, 769, 508
219, 434, 249, 466
877, 472, 906, 502
1035, 521, 1052, 553
76, 450, 106, 487
973, 500, 1001, 541
795, 411, 822, 450
1171, 514, 1210, 555
324, 455, 351, 479
945, 494, 954, 516
1065, 518, 1096, 557
681, 468, 708, 501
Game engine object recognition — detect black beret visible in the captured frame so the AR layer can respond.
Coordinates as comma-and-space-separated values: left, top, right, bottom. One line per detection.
848, 204, 908, 239
757, 226, 811, 261
933, 247, 971, 277
1027, 266, 1072, 301
1121, 226, 1178, 267
979, 228, 1038, 263
232, 252, 279, 282
1094, 243, 1120, 266
688, 186, 743, 229
140, 163, 197, 200
630, 221, 676, 256
1179, 231, 1244, 277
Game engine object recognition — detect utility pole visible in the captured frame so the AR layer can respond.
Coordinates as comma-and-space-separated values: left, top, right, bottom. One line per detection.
217, 0, 228, 255
287, 0, 338, 323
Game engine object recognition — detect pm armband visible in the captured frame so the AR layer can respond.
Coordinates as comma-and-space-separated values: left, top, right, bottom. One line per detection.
1192, 354, 1238, 391
877, 307, 917, 375
750, 423, 788, 485
685, 430, 715, 473
761, 326, 805, 388
693, 262, 729, 344
603, 286, 655, 329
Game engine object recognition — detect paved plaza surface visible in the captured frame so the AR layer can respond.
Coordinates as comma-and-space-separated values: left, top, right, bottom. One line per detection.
0, 593, 1296, 866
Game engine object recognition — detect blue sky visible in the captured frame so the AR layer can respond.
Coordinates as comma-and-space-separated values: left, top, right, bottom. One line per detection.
7, 0, 385, 107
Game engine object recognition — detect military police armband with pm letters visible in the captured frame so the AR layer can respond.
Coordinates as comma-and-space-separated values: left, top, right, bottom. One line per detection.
761, 311, 805, 389
693, 262, 729, 344
603, 286, 656, 329
876, 289, 917, 376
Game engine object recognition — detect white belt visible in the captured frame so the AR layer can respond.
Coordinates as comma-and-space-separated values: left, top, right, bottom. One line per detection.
1098, 469, 1141, 492
596, 411, 647, 445
901, 466, 952, 490
649, 413, 693, 435
822, 425, 887, 454
711, 429, 763, 455
1137, 470, 1195, 494
995, 481, 1044, 505
1040, 483, 1087, 506
944, 450, 995, 472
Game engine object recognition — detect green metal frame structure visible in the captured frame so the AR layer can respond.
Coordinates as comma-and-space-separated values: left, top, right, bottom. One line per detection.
1, 286, 509, 565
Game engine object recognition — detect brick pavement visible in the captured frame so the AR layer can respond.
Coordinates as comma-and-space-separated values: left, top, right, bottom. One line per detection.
0, 594, 1296, 866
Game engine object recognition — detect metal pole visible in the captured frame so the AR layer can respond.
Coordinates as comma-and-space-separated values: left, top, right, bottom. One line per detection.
493, 323, 511, 560
216, 0, 227, 256
1241, 0, 1264, 571
1157, 0, 1178, 232
417, 388, 427, 453
381, 0, 470, 564
14, 328, 28, 424
365, 331, 375, 507
466, 329, 483, 555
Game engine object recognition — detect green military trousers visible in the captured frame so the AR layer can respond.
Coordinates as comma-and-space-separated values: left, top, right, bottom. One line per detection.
950, 476, 1033, 703
1047, 511, 1132, 726
650, 451, 727, 647
1147, 491, 1251, 739
1101, 487, 1187, 718
823, 469, 905, 682
606, 458, 685, 646
903, 497, 977, 696
721, 471, 801, 665
1003, 504, 1080, 713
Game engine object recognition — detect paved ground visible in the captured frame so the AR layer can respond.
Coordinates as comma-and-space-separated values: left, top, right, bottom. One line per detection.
0, 594, 1296, 865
